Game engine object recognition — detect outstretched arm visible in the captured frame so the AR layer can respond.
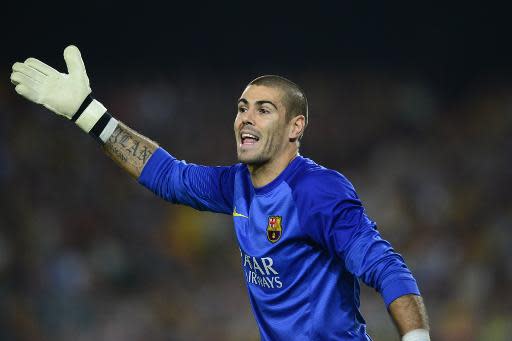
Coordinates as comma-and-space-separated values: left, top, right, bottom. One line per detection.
10, 45, 236, 214
389, 294, 430, 340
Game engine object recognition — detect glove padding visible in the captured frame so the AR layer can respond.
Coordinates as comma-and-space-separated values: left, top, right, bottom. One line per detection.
10, 45, 91, 119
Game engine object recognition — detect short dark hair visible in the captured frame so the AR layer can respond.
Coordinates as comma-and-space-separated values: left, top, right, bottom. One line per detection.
248, 75, 308, 128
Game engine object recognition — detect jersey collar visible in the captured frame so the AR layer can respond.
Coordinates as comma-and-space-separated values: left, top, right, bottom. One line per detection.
250, 155, 304, 195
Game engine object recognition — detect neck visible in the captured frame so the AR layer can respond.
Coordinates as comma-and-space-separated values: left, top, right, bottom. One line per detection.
248, 148, 299, 188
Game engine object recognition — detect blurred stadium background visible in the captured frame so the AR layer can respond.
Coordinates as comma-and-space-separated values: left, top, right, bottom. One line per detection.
1, 3, 511, 340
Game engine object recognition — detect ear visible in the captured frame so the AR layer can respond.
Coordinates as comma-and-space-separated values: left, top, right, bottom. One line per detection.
288, 115, 306, 141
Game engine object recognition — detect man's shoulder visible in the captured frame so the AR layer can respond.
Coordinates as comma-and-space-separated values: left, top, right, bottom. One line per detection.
289, 157, 356, 197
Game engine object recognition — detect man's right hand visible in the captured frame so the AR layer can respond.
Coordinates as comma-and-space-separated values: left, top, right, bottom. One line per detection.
10, 45, 92, 119
10, 45, 158, 179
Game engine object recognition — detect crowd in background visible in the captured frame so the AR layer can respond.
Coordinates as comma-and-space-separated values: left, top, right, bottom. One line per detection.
0, 69, 511, 340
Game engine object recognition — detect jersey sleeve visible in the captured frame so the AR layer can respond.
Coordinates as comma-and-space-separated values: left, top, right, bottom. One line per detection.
138, 147, 237, 215
292, 170, 420, 307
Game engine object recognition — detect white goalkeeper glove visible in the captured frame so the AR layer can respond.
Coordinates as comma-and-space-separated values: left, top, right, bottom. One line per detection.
10, 45, 118, 144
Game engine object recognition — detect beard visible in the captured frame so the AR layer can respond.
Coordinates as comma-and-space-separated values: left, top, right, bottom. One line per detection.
236, 134, 283, 166
237, 150, 271, 165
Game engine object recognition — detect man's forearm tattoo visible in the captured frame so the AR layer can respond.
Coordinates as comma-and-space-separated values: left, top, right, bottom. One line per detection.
138, 146, 152, 163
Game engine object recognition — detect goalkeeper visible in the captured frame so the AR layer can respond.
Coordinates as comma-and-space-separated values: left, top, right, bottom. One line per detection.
10, 46, 430, 341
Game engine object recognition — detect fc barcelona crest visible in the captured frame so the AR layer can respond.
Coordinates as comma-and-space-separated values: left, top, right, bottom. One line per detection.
267, 216, 283, 243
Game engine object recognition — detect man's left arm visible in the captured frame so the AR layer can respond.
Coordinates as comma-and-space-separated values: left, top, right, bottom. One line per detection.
340, 208, 431, 340
341, 215, 431, 340
295, 171, 430, 340
338, 203, 431, 340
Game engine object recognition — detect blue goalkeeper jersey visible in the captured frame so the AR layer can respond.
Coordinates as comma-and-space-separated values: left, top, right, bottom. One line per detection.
139, 148, 420, 341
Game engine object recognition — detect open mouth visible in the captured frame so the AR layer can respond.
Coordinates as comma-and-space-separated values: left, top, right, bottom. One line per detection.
241, 133, 260, 145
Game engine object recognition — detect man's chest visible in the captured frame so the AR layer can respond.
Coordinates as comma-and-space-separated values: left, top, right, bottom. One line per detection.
232, 184, 303, 254
232, 184, 316, 290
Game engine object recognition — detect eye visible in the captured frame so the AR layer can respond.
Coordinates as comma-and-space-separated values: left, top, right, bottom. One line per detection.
259, 107, 270, 114
238, 106, 248, 113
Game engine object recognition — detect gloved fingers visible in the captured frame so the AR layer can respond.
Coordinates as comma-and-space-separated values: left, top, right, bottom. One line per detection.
12, 62, 46, 83
10, 71, 42, 90
63, 45, 87, 76
24, 57, 58, 76
14, 84, 40, 103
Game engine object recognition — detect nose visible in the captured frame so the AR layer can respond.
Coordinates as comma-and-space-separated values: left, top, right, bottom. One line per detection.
240, 108, 255, 126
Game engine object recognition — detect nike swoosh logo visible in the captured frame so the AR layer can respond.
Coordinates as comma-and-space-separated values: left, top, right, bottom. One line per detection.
233, 207, 249, 219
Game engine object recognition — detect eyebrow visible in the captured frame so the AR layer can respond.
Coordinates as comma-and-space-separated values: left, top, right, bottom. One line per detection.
238, 98, 278, 110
